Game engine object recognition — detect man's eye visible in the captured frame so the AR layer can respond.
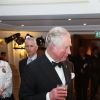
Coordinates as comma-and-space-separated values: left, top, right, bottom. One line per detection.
25, 45, 34, 48
65, 46, 68, 49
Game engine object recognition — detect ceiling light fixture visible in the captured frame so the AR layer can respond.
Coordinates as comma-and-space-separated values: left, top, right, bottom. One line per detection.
83, 23, 87, 26
21, 24, 24, 26
68, 19, 71, 21
0, 20, 2, 22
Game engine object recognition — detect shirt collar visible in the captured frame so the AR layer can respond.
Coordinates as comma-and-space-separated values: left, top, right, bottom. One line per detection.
28, 54, 37, 61
45, 50, 55, 63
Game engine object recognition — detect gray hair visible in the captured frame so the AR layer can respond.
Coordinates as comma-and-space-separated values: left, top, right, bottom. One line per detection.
46, 27, 69, 47
25, 36, 37, 46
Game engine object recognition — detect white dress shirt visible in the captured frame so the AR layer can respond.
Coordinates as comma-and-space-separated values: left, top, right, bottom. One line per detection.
0, 60, 12, 98
27, 54, 37, 64
45, 51, 66, 100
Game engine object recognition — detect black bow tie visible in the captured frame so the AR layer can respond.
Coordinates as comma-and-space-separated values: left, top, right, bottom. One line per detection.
52, 61, 63, 68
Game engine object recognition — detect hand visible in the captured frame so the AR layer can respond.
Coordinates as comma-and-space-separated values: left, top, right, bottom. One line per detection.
49, 86, 67, 100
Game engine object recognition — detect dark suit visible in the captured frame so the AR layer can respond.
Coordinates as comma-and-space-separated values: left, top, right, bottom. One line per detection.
19, 55, 74, 100
19, 58, 28, 77
73, 55, 91, 100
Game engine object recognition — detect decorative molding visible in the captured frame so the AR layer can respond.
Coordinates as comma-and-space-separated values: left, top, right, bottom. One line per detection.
0, 0, 88, 4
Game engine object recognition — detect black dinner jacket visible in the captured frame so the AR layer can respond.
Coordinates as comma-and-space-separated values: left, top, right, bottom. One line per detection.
19, 55, 74, 100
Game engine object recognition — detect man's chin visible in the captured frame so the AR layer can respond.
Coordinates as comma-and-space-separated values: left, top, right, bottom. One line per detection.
60, 58, 66, 62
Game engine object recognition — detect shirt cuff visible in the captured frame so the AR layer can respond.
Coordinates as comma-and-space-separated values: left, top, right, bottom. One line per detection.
46, 92, 50, 100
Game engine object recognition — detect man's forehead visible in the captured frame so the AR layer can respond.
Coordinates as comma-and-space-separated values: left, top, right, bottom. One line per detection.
25, 40, 35, 45
64, 35, 72, 46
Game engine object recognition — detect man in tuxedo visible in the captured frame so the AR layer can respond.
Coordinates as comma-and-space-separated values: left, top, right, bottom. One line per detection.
19, 27, 74, 100
19, 36, 38, 77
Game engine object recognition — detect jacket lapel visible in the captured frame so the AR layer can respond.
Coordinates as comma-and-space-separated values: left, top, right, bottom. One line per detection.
42, 56, 62, 86
62, 61, 71, 85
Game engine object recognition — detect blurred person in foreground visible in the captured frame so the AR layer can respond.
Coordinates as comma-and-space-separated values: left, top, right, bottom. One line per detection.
19, 36, 38, 77
19, 27, 75, 100
0, 60, 14, 100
